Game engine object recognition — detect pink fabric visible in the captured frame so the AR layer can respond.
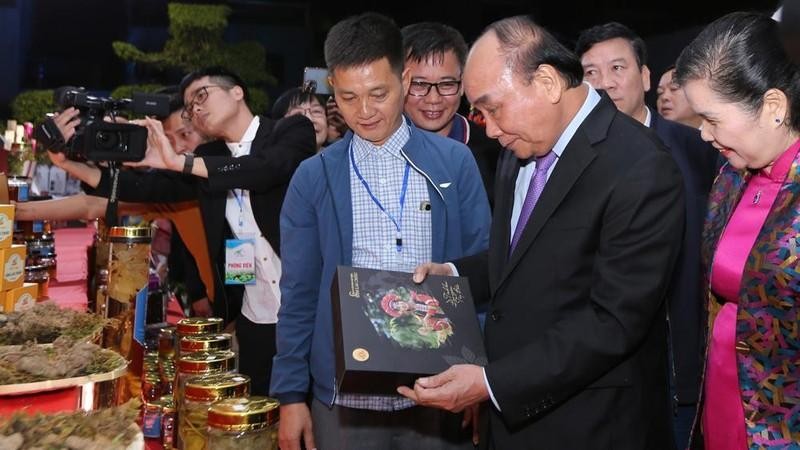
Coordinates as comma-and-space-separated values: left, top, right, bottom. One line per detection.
709, 172, 778, 300
703, 303, 748, 449
49, 226, 96, 310
704, 141, 800, 450
48, 281, 89, 312
53, 227, 95, 282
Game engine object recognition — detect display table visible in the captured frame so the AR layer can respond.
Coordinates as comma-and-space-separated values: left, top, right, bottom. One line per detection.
1, 224, 186, 421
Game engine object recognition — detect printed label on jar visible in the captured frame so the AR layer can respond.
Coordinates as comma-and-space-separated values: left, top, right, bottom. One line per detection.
142, 404, 162, 438
5, 254, 24, 282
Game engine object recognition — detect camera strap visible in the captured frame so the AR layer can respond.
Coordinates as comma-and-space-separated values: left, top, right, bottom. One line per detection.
105, 163, 120, 227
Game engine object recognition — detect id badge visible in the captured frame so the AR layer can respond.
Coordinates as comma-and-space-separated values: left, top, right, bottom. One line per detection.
225, 238, 256, 285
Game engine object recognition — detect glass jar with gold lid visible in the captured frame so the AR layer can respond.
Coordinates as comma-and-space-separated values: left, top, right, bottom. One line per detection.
207, 396, 280, 450
179, 332, 232, 355
158, 326, 177, 360
175, 317, 224, 358
175, 350, 236, 404
178, 373, 250, 450
106, 226, 151, 304
176, 317, 224, 336
160, 395, 176, 450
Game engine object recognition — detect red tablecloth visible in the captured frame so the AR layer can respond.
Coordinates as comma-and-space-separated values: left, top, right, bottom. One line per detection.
0, 387, 82, 415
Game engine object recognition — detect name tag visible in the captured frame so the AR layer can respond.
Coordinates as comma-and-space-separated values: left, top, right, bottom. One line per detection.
225, 238, 256, 285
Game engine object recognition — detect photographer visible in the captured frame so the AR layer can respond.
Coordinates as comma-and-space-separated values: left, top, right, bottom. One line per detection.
51, 67, 317, 396
23, 89, 216, 317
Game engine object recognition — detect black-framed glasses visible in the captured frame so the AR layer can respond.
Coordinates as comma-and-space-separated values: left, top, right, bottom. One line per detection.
181, 85, 226, 119
408, 80, 462, 97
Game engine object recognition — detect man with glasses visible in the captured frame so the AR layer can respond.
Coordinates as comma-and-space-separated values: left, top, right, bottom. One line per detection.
82, 66, 317, 396
270, 12, 490, 450
402, 22, 502, 206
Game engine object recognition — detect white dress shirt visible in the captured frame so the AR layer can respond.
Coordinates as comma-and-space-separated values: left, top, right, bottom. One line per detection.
224, 116, 282, 324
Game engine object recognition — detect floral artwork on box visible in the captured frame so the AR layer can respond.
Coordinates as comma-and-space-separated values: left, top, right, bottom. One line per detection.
362, 286, 454, 350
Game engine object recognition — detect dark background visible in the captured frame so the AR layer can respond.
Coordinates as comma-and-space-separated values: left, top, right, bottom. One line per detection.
0, 0, 779, 120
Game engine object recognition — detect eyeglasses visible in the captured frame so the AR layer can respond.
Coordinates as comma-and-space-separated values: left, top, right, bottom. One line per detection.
286, 105, 326, 119
181, 85, 227, 120
408, 80, 461, 97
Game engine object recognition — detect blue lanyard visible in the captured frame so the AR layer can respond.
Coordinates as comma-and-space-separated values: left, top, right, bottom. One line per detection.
232, 189, 245, 229
349, 143, 411, 252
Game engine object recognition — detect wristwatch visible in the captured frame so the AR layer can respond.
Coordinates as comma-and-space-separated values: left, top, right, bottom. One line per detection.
182, 153, 195, 174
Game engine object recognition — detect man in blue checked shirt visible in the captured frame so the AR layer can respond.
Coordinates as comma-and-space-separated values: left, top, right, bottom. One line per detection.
270, 12, 491, 450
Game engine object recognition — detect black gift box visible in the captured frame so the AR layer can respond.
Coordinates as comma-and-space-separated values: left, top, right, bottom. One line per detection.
331, 265, 487, 395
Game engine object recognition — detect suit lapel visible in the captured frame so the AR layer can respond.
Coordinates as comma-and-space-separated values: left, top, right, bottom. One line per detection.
250, 115, 275, 155
497, 132, 596, 290
488, 150, 519, 292
492, 93, 619, 294
701, 165, 747, 281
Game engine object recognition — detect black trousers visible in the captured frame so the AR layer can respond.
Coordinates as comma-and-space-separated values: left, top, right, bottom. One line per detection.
236, 315, 276, 397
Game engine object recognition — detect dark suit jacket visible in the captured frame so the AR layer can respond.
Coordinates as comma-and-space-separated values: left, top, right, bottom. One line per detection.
458, 94, 685, 450
650, 112, 721, 405
90, 114, 316, 323
466, 119, 502, 209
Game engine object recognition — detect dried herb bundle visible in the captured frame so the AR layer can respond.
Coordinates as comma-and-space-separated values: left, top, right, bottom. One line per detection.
0, 400, 142, 450
0, 303, 106, 346
0, 337, 126, 385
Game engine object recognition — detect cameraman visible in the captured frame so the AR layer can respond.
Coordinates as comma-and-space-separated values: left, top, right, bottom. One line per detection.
53, 67, 317, 396
28, 89, 215, 317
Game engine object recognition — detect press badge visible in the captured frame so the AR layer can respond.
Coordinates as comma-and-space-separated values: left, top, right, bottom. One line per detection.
225, 237, 256, 285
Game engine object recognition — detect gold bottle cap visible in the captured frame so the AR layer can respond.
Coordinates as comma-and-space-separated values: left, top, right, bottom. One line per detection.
177, 350, 236, 375
184, 373, 250, 402
159, 395, 175, 413
179, 333, 232, 354
207, 396, 280, 431
176, 317, 224, 335
108, 226, 152, 243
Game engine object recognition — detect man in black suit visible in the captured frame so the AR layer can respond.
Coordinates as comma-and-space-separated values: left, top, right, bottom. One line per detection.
400, 16, 684, 450
64, 67, 316, 396
576, 23, 720, 448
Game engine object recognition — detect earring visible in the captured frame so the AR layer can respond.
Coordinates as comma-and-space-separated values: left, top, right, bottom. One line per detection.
776, 118, 782, 124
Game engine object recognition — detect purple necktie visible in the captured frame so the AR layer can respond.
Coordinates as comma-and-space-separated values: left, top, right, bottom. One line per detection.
510, 151, 557, 253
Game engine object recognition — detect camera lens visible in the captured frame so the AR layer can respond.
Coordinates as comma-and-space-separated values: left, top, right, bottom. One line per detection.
95, 130, 120, 151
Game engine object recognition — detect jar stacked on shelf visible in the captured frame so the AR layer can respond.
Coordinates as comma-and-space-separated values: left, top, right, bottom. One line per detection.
24, 223, 55, 302
140, 317, 282, 449
207, 396, 280, 450
8, 176, 56, 303
180, 373, 250, 450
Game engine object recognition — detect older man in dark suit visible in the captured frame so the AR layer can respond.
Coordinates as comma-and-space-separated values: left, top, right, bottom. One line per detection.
400, 16, 684, 450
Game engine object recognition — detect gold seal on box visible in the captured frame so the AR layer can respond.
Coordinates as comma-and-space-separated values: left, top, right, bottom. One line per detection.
352, 348, 369, 362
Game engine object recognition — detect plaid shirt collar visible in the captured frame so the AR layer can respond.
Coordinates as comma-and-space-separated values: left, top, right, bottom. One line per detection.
351, 116, 410, 164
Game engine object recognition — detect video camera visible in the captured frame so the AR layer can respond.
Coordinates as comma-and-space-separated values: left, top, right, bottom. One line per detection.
33, 87, 170, 162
